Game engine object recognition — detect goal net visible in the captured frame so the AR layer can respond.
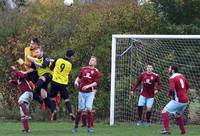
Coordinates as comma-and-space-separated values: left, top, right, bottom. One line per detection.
110, 35, 200, 125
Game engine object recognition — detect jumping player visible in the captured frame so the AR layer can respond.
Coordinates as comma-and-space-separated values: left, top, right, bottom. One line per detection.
49, 49, 75, 121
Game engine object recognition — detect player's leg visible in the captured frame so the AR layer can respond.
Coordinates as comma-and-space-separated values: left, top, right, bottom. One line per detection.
175, 115, 186, 134
34, 74, 50, 111
81, 112, 87, 127
60, 86, 75, 121
18, 91, 33, 133
72, 92, 86, 133
37, 73, 52, 90
41, 88, 54, 112
41, 73, 54, 112
81, 91, 96, 127
33, 91, 43, 105
35, 75, 47, 111
34, 84, 46, 111
28, 71, 43, 105
49, 81, 59, 121
35, 76, 46, 91
161, 100, 181, 134
55, 93, 61, 110
18, 91, 33, 117
20, 106, 30, 133
26, 71, 39, 84
174, 103, 188, 134
137, 95, 146, 126
145, 97, 154, 125
85, 92, 95, 133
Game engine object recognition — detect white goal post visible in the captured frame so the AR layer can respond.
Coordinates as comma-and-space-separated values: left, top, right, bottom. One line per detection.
110, 35, 200, 126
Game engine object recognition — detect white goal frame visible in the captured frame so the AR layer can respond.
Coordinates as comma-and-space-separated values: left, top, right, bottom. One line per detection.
110, 35, 200, 126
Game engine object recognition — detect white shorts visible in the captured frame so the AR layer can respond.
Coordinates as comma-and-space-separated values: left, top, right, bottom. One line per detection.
163, 100, 188, 116
78, 92, 95, 111
138, 95, 154, 108
18, 91, 33, 104
19, 91, 33, 115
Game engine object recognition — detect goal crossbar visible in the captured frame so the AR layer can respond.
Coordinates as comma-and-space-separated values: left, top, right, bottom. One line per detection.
112, 35, 200, 39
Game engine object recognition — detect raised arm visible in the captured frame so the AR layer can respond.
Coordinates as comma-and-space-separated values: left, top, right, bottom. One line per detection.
50, 58, 58, 70
9, 80, 18, 85
27, 55, 37, 63
27, 55, 43, 67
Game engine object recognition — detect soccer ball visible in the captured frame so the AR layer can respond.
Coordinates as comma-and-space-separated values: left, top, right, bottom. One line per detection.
64, 0, 74, 6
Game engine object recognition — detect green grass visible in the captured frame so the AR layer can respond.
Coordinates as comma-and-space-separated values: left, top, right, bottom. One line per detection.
0, 121, 199, 136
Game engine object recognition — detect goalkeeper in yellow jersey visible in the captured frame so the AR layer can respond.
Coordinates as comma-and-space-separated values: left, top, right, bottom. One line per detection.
17, 38, 41, 107
24, 38, 38, 70
22, 38, 39, 83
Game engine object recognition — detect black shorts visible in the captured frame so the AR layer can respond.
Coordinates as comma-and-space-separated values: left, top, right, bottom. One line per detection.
35, 73, 52, 94
41, 73, 52, 90
49, 81, 69, 100
27, 71, 39, 84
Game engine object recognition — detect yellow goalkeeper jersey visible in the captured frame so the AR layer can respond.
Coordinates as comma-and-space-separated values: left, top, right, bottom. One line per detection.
24, 47, 37, 71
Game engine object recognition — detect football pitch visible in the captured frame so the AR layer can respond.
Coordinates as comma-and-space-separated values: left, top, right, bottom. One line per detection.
0, 121, 199, 136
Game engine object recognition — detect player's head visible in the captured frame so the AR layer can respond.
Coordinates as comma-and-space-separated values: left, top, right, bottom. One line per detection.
169, 65, 178, 75
10, 66, 18, 78
146, 63, 153, 73
39, 48, 44, 57
89, 56, 97, 66
30, 38, 39, 49
34, 48, 43, 58
65, 49, 75, 59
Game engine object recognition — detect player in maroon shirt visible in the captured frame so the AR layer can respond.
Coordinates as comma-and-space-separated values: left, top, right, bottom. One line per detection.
9, 66, 34, 133
161, 65, 189, 135
130, 63, 161, 126
72, 56, 100, 133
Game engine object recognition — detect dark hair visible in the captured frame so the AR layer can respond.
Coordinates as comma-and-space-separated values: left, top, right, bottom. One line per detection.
65, 49, 75, 58
171, 65, 178, 73
32, 38, 39, 45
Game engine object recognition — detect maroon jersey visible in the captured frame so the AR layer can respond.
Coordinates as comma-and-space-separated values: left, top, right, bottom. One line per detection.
131, 72, 161, 98
78, 66, 100, 93
10, 70, 32, 93
169, 73, 189, 103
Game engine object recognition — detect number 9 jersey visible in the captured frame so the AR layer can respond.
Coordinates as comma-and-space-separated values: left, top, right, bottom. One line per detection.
169, 73, 189, 103
52, 58, 72, 85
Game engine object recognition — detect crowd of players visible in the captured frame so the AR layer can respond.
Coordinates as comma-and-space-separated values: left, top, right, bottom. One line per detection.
8, 37, 190, 135
9, 38, 100, 133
